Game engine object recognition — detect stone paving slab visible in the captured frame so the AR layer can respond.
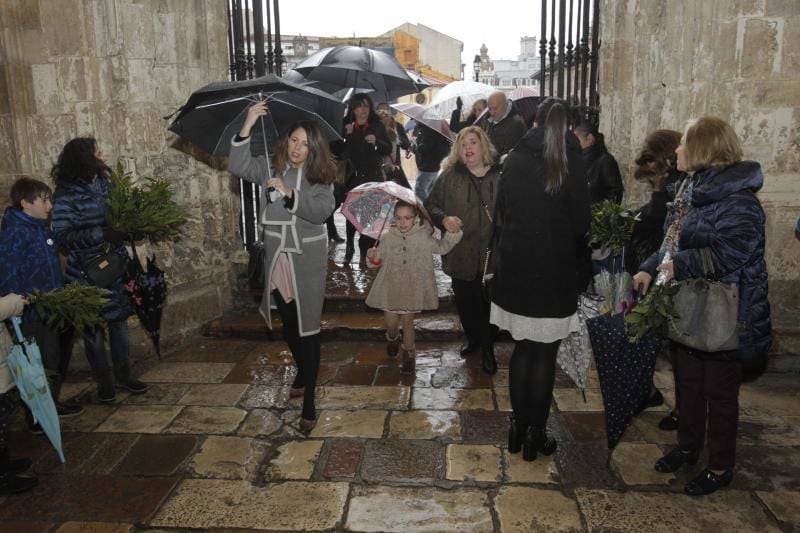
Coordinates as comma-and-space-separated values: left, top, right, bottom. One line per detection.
611, 442, 674, 486
503, 450, 559, 484
345, 485, 493, 532
309, 410, 387, 438
177, 383, 249, 406
411, 387, 494, 410
389, 410, 461, 440
36, 433, 138, 475
165, 406, 247, 435
495, 486, 583, 532
94, 405, 183, 434
316, 385, 410, 410
53, 522, 133, 533
114, 434, 198, 476
756, 491, 800, 528
576, 489, 781, 532
190, 435, 265, 480
140, 362, 237, 384
446, 444, 502, 482
237, 408, 283, 437
121, 383, 191, 405
361, 439, 444, 483
267, 440, 324, 480
150, 479, 349, 530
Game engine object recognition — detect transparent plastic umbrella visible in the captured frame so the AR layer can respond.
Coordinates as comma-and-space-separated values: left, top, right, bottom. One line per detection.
7, 317, 65, 463
423, 80, 495, 121
341, 181, 432, 240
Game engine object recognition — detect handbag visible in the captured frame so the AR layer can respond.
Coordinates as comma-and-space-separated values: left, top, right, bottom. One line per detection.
667, 248, 739, 352
84, 250, 129, 288
246, 242, 266, 291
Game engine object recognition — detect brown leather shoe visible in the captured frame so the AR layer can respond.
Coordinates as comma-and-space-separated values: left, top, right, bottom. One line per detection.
386, 334, 400, 358
400, 346, 416, 375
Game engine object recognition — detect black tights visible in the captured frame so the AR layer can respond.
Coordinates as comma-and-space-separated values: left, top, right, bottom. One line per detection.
509, 339, 561, 428
272, 290, 321, 421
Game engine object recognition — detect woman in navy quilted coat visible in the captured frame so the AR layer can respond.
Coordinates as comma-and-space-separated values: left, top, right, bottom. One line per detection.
51, 138, 149, 403
633, 117, 771, 496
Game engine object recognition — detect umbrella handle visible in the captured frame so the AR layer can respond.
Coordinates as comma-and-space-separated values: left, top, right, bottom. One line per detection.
10, 316, 25, 345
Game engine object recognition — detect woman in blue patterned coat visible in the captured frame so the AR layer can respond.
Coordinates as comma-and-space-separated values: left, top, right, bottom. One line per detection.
633, 117, 771, 496
51, 138, 149, 404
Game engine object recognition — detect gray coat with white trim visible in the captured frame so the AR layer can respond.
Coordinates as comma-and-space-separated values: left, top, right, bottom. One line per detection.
229, 137, 335, 336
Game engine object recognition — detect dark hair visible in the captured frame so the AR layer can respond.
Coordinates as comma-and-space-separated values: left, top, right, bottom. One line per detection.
394, 200, 417, 216
50, 137, 109, 184
345, 93, 381, 126
10, 177, 52, 209
535, 98, 569, 194
272, 120, 337, 185
633, 129, 682, 181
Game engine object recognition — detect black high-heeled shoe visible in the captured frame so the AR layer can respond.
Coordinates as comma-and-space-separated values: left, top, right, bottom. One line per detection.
481, 349, 497, 375
343, 242, 355, 264
522, 427, 557, 462
684, 468, 733, 496
654, 448, 699, 473
508, 417, 526, 454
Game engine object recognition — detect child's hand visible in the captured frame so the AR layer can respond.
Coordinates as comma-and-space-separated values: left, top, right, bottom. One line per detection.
1, 293, 27, 316
367, 247, 377, 259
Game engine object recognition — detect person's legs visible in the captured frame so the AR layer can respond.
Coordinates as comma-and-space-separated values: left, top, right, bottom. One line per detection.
0, 393, 37, 494
273, 290, 303, 389
108, 320, 148, 394
509, 340, 535, 425
704, 357, 742, 471
22, 320, 61, 399
452, 278, 479, 353
298, 334, 321, 425
513, 340, 559, 460
400, 313, 416, 374
384, 311, 401, 357
344, 220, 357, 263
84, 325, 116, 403
527, 340, 559, 429
677, 348, 706, 454
358, 235, 376, 266
475, 280, 498, 374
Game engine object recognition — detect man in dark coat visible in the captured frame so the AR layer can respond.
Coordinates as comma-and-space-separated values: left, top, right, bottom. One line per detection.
482, 91, 527, 159
413, 123, 450, 201
575, 122, 623, 205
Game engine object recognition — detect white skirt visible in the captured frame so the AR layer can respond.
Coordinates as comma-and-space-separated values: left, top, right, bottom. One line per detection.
490, 303, 580, 343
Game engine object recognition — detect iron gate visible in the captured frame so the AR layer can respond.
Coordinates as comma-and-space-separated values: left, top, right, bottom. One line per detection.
538, 0, 601, 126
227, 0, 283, 245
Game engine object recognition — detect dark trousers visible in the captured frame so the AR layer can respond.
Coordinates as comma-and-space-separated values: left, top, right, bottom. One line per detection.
273, 290, 320, 421
677, 347, 742, 470
21, 320, 73, 401
84, 320, 130, 380
452, 277, 496, 351
509, 339, 561, 427
345, 221, 376, 257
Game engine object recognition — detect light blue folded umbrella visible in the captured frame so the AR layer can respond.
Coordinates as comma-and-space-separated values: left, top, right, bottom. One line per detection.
7, 316, 65, 463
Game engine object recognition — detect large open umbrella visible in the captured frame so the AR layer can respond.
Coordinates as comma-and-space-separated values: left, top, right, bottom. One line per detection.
341, 181, 432, 240
508, 86, 542, 127
390, 103, 454, 142
291, 46, 419, 102
125, 245, 166, 358
423, 80, 495, 121
7, 317, 65, 463
167, 74, 345, 157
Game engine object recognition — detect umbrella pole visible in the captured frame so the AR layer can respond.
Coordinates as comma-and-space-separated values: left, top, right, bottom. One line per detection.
373, 199, 396, 247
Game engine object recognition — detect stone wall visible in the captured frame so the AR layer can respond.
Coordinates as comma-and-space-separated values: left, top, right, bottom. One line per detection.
0, 0, 245, 355
598, 0, 800, 356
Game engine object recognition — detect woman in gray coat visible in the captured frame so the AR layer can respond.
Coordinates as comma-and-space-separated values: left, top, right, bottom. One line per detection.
229, 103, 337, 431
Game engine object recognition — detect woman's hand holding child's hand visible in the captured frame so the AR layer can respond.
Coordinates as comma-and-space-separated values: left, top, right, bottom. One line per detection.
443, 216, 462, 233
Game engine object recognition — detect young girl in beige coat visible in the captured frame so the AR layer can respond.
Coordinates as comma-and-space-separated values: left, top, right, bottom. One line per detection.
366, 202, 462, 373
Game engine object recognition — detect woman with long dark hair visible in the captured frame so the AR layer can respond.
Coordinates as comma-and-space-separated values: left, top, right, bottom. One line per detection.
490, 98, 590, 461
52, 137, 149, 403
230, 104, 337, 432
341, 93, 392, 267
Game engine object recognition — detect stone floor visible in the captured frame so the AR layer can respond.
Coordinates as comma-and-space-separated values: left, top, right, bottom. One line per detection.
2, 226, 799, 532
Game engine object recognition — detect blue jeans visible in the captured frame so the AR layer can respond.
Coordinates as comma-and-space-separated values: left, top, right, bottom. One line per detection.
414, 171, 439, 202
84, 320, 129, 373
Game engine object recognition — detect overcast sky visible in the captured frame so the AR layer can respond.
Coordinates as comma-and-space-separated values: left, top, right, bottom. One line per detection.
276, 0, 545, 71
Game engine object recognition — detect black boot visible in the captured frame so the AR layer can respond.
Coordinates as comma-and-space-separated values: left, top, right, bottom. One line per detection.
326, 218, 344, 243
522, 427, 557, 462
481, 348, 497, 375
508, 417, 526, 454
114, 360, 149, 394
95, 368, 117, 403
0, 447, 32, 476
344, 241, 355, 264
0, 448, 37, 495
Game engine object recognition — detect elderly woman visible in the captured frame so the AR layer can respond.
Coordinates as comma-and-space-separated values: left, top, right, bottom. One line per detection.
230, 104, 337, 432
425, 126, 501, 375
489, 98, 590, 461
634, 116, 771, 496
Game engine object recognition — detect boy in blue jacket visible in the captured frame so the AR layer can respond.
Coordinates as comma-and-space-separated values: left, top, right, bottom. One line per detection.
0, 178, 83, 419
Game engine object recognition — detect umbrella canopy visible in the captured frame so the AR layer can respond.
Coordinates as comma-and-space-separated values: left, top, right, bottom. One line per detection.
341, 181, 432, 240
390, 103, 454, 142
167, 74, 345, 156
287, 68, 430, 102
423, 80, 495, 121
292, 46, 419, 102
556, 293, 602, 392
7, 317, 65, 463
125, 245, 167, 358
586, 312, 662, 448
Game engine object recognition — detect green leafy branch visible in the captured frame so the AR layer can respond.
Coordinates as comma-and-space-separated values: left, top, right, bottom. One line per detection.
27, 283, 109, 332
588, 200, 639, 255
107, 161, 189, 241
624, 283, 680, 342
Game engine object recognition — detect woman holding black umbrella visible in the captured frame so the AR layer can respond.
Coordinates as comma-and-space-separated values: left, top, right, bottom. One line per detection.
340, 93, 392, 267
229, 103, 337, 432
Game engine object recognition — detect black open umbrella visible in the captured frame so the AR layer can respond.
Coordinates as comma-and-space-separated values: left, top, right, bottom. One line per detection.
125, 245, 167, 358
291, 46, 419, 102
167, 74, 345, 157
586, 312, 662, 448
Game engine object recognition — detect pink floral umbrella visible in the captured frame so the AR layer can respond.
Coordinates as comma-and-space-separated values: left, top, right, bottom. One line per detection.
341, 181, 433, 240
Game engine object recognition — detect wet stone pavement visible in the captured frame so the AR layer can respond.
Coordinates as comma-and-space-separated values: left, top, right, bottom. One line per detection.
2, 215, 800, 532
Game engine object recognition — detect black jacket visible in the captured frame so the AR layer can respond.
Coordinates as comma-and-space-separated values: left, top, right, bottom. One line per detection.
483, 107, 527, 157
414, 124, 450, 172
583, 137, 623, 204
491, 128, 590, 318
342, 119, 392, 190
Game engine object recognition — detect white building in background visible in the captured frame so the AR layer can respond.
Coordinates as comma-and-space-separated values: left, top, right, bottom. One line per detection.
380, 23, 463, 80
477, 37, 544, 89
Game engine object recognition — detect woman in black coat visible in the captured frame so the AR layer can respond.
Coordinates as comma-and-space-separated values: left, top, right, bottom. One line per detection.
574, 122, 623, 205
341, 93, 392, 267
490, 98, 590, 461
634, 116, 771, 496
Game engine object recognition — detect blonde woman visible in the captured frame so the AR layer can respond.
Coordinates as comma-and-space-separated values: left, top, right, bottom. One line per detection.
425, 126, 501, 375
